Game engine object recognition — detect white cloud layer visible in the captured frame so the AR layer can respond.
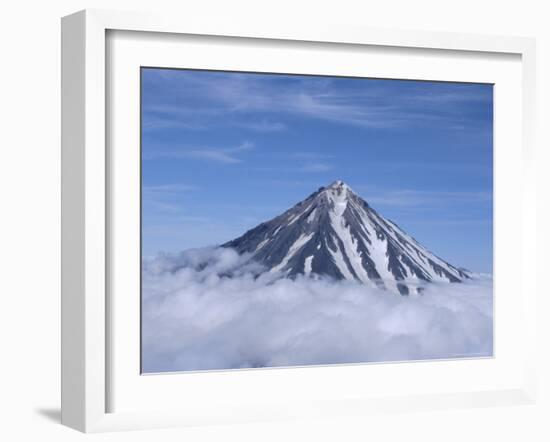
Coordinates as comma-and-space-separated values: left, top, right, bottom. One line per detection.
142, 247, 493, 373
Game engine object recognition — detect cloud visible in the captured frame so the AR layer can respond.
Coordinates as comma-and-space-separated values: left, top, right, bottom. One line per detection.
141, 247, 493, 373
289, 152, 334, 160
143, 184, 198, 195
141, 183, 198, 215
233, 119, 287, 132
144, 141, 254, 164
142, 114, 206, 131
363, 189, 492, 209
142, 69, 492, 132
143, 105, 286, 133
289, 92, 401, 128
300, 162, 335, 173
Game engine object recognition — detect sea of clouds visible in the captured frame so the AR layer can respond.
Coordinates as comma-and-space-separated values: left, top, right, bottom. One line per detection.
142, 247, 493, 373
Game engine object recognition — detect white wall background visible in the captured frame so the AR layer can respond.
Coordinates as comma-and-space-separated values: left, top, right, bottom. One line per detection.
0, 1, 548, 441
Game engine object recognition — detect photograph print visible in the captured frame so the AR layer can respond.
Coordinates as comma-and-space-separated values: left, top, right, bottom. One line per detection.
141, 68, 493, 374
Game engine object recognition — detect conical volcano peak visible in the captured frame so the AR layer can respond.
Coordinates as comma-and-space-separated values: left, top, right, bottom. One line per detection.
322, 180, 355, 201
223, 182, 470, 295
326, 180, 351, 191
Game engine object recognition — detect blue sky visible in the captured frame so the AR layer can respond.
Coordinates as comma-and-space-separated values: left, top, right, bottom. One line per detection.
141, 68, 493, 273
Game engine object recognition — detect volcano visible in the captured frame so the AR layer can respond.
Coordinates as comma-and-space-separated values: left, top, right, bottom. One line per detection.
223, 180, 470, 294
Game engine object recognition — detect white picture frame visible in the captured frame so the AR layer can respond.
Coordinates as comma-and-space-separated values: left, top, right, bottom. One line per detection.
61, 9, 538, 433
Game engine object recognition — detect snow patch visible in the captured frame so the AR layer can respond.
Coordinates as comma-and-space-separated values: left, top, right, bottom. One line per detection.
328, 240, 355, 280
329, 207, 370, 284
272, 232, 314, 272
304, 255, 313, 275
255, 238, 270, 252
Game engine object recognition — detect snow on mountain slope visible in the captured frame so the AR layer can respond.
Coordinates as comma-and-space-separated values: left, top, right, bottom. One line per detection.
223, 180, 471, 294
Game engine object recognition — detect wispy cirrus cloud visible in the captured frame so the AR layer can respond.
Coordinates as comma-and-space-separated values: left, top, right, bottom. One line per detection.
143, 184, 198, 195
364, 189, 492, 208
289, 151, 334, 160
142, 69, 492, 132
404, 219, 492, 226
300, 162, 334, 173
142, 114, 206, 131
142, 183, 198, 214
144, 141, 254, 164
143, 105, 287, 133
233, 119, 287, 133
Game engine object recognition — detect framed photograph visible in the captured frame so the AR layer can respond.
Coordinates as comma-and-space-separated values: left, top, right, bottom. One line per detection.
61, 9, 538, 432
140, 68, 494, 374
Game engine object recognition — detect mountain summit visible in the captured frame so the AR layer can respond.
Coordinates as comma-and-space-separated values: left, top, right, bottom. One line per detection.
223, 180, 470, 294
